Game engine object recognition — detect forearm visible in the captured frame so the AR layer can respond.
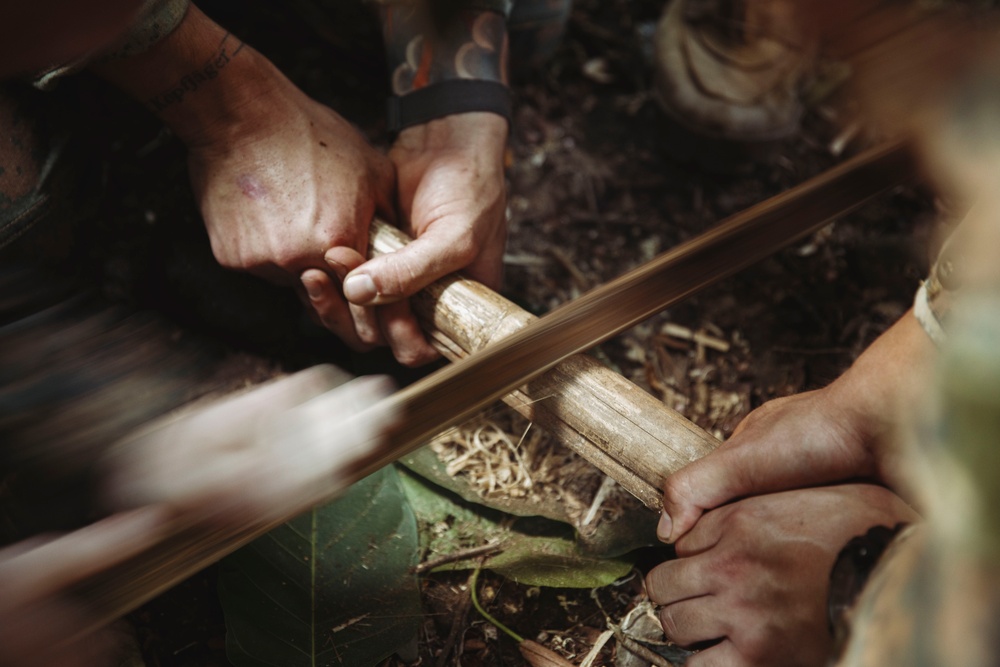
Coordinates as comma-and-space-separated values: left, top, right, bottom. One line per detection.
826, 309, 937, 486
90, 4, 283, 147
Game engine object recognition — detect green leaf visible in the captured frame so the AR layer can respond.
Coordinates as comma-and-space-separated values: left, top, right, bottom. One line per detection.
401, 447, 657, 558
219, 466, 421, 667
399, 467, 634, 588
485, 525, 634, 588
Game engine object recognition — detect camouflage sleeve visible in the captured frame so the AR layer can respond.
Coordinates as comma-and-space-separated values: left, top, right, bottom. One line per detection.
913, 251, 953, 347
914, 214, 969, 347
376, 0, 512, 132
33, 0, 191, 90
833, 524, 925, 667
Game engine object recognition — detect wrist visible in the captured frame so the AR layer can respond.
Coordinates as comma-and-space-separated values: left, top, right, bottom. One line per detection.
827, 310, 937, 448
91, 4, 288, 147
394, 112, 508, 161
387, 80, 512, 136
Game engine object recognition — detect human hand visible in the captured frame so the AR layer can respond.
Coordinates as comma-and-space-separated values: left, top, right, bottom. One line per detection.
645, 484, 919, 667
326, 112, 509, 366
90, 5, 398, 353
658, 311, 935, 543
100, 366, 398, 524
185, 74, 397, 352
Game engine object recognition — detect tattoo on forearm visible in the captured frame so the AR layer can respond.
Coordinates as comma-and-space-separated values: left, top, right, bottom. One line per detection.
382, 7, 508, 96
147, 32, 245, 113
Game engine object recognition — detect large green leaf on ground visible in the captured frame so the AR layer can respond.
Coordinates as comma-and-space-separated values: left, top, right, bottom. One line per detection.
401, 447, 657, 558
399, 467, 635, 588
218, 466, 421, 667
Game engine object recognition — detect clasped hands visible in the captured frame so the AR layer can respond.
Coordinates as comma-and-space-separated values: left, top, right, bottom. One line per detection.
189, 64, 508, 366
644, 314, 930, 666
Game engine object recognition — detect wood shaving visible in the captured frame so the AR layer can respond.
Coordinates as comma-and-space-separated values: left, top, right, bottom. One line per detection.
429, 405, 635, 528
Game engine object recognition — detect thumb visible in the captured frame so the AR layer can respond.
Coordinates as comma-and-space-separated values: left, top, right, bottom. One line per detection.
341, 226, 466, 305
660, 389, 872, 542
658, 446, 756, 543
324, 246, 366, 282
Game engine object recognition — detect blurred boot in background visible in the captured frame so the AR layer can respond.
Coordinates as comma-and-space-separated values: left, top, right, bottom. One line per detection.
653, 0, 818, 167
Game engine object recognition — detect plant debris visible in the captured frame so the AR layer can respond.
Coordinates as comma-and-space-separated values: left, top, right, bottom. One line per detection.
428, 406, 639, 530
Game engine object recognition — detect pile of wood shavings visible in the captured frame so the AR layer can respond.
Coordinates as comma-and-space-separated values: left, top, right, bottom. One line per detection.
430, 405, 635, 528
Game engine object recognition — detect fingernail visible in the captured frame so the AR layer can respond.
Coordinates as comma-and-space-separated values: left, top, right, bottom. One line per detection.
657, 511, 673, 543
302, 276, 322, 300
343, 274, 378, 304
323, 252, 349, 281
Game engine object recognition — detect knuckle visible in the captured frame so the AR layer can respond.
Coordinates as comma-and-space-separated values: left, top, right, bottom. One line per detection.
271, 246, 303, 270
722, 504, 755, 532
661, 476, 683, 506
741, 401, 778, 429
208, 241, 240, 269
395, 346, 435, 368
644, 569, 665, 602
377, 260, 421, 299
450, 235, 479, 266
356, 326, 382, 346
712, 551, 747, 586
657, 606, 681, 640
317, 223, 354, 251
663, 471, 697, 513
739, 626, 772, 664
395, 351, 422, 368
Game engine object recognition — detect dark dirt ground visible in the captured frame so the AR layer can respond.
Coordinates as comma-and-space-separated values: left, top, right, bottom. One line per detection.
33, 0, 943, 665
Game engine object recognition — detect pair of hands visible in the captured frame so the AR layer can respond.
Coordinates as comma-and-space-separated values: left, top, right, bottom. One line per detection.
189, 62, 508, 367
645, 312, 932, 666
94, 3, 509, 367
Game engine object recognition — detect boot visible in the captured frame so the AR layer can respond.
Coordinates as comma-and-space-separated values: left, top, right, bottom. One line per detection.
653, 0, 817, 144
